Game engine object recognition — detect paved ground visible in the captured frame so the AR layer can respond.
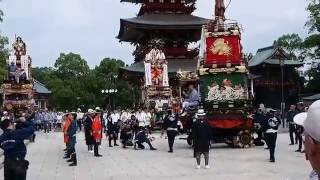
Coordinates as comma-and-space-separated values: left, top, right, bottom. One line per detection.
0, 131, 311, 180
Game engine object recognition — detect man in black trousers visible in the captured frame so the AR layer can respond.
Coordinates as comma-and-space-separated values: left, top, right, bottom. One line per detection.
0, 116, 35, 180
193, 109, 212, 169
287, 105, 298, 145
264, 110, 281, 162
164, 110, 178, 153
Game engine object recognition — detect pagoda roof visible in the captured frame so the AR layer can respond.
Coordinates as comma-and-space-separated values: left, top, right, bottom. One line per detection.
248, 46, 304, 67
121, 58, 198, 74
120, 0, 196, 3
118, 14, 209, 42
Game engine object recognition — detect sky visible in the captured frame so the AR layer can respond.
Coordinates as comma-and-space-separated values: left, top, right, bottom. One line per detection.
0, 0, 310, 68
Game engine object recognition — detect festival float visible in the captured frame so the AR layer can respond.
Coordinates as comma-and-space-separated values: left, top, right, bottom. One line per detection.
143, 40, 172, 112
184, 0, 253, 147
2, 37, 35, 113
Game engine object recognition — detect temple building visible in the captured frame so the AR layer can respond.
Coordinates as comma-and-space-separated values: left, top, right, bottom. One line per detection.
249, 46, 304, 109
118, 0, 208, 96
33, 80, 51, 109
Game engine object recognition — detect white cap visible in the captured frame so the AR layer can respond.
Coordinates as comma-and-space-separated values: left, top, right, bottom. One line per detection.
95, 107, 101, 111
195, 109, 206, 117
87, 109, 95, 114
294, 100, 320, 142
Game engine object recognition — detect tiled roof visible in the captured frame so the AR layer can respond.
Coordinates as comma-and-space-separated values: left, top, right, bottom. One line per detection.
248, 46, 304, 67
118, 14, 208, 42
33, 79, 51, 94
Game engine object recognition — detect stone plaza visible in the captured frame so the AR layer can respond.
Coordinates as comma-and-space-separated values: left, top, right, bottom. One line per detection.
0, 131, 311, 180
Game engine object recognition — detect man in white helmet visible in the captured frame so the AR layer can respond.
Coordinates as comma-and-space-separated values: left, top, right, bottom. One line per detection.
294, 100, 320, 180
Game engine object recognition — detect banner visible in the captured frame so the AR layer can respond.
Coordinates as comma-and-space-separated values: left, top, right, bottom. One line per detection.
200, 74, 248, 102
205, 36, 241, 65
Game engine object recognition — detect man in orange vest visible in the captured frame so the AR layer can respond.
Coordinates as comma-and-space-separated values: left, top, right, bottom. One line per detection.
63, 112, 72, 159
92, 110, 103, 157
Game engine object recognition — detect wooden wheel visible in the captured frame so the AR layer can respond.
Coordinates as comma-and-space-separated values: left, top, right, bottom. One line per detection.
233, 130, 253, 148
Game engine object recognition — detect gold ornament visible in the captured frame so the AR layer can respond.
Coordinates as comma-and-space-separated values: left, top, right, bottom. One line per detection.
210, 38, 232, 56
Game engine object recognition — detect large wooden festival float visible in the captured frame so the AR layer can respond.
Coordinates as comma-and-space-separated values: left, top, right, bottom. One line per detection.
2, 37, 35, 113
143, 40, 172, 112
195, 0, 253, 148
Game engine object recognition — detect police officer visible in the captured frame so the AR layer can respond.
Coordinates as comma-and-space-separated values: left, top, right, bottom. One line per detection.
287, 105, 298, 145
264, 110, 281, 162
164, 109, 178, 153
0, 117, 35, 180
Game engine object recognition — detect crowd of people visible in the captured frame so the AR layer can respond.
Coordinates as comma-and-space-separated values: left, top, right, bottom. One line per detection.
0, 99, 319, 179
253, 102, 307, 163
60, 106, 213, 170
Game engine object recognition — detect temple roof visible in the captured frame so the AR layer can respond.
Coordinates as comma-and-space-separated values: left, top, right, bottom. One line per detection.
33, 80, 51, 94
121, 58, 198, 74
248, 46, 304, 67
118, 14, 208, 42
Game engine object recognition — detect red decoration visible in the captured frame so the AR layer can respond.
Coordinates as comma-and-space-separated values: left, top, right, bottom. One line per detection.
207, 119, 252, 129
205, 36, 242, 65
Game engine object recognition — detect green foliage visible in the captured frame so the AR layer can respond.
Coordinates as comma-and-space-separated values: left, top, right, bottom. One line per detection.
273, 34, 303, 59
304, 0, 320, 93
54, 53, 90, 78
0, 4, 8, 83
305, 64, 320, 93
305, 0, 320, 33
33, 55, 137, 110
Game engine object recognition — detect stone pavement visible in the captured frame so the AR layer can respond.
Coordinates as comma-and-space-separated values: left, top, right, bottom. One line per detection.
0, 131, 311, 180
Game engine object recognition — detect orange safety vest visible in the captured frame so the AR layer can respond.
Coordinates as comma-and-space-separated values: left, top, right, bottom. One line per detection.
92, 116, 102, 141
63, 117, 72, 143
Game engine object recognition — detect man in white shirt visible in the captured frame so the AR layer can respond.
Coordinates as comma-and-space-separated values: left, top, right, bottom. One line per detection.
56, 112, 63, 130
136, 109, 147, 127
110, 110, 120, 140
76, 108, 84, 131
120, 110, 131, 123
110, 111, 120, 125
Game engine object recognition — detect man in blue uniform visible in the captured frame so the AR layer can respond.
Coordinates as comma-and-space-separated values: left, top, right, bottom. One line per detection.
0, 117, 35, 180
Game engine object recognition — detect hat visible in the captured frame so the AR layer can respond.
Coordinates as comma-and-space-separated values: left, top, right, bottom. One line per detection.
87, 109, 95, 114
294, 100, 320, 142
77, 108, 81, 112
196, 109, 206, 117
266, 108, 276, 113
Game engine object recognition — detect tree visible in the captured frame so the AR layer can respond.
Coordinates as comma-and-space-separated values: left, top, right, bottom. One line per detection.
54, 53, 90, 79
273, 34, 304, 59
0, 4, 9, 83
32, 55, 137, 110
304, 0, 320, 93
305, 0, 320, 33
